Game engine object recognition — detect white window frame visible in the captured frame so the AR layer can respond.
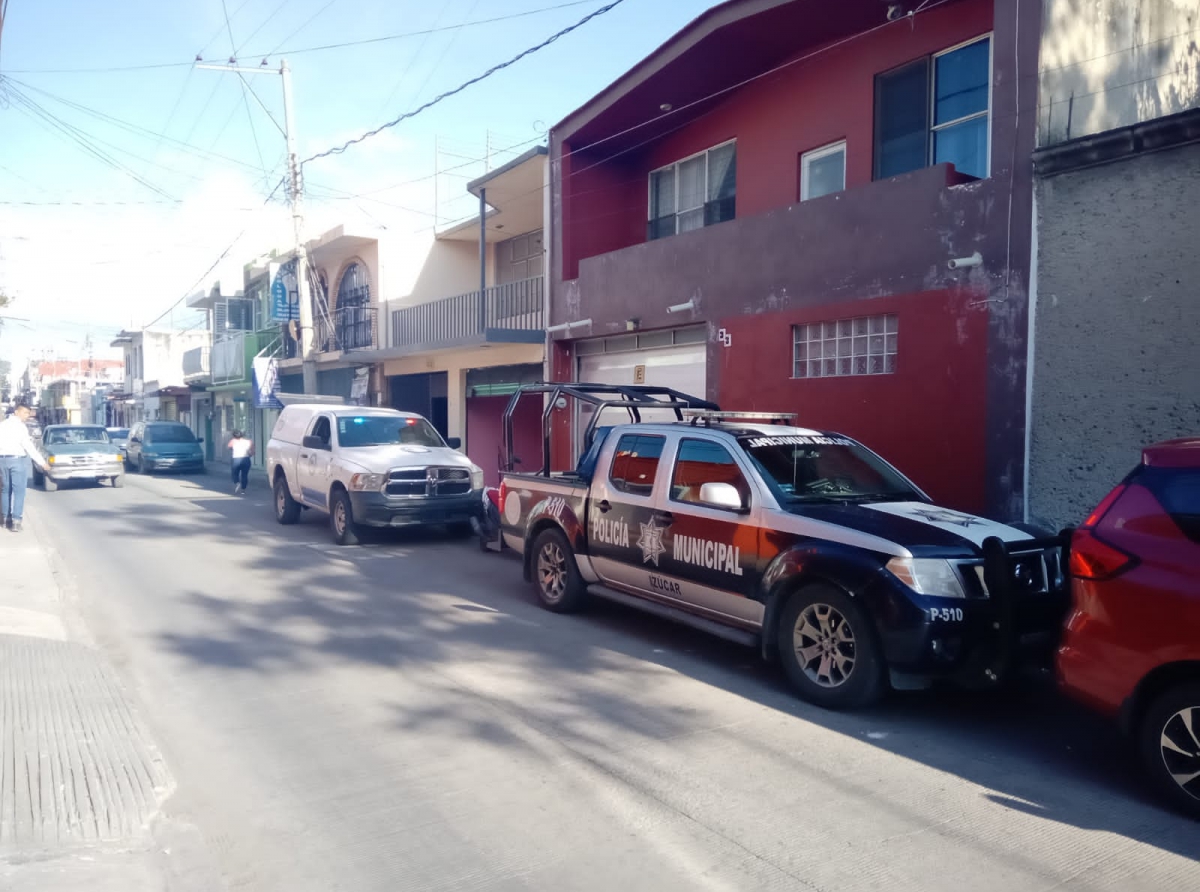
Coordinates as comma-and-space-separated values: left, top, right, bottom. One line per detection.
800, 140, 847, 201
647, 138, 737, 236
791, 313, 899, 379
929, 34, 993, 178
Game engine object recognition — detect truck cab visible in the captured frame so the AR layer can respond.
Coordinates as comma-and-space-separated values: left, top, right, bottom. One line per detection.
267, 404, 485, 545
499, 384, 1068, 709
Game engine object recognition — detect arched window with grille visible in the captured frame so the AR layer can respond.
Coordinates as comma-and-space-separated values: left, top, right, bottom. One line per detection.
335, 261, 372, 350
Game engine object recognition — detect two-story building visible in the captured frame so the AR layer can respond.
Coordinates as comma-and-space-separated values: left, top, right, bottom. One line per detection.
1027, 0, 1200, 528
544, 0, 1038, 520
348, 147, 549, 486
109, 328, 210, 428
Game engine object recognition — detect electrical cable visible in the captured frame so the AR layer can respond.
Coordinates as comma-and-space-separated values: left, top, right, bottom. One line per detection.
301, 0, 627, 165
399, 0, 481, 115
264, 0, 340, 57
221, 0, 271, 192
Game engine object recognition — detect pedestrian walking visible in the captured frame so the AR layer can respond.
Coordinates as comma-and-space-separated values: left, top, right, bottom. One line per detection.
228, 430, 254, 494
0, 402, 52, 532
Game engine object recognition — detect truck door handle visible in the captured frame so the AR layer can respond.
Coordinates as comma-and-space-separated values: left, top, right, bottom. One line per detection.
300, 453, 310, 459
597, 500, 611, 513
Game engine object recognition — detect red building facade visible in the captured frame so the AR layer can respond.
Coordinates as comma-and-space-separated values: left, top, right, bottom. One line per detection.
547, 0, 1039, 519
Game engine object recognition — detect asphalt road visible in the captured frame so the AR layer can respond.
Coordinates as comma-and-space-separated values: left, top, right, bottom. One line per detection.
27, 469, 1199, 891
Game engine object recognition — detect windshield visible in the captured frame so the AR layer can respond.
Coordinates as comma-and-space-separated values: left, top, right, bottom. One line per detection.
739, 433, 921, 503
145, 425, 196, 444
45, 427, 110, 446
336, 415, 445, 448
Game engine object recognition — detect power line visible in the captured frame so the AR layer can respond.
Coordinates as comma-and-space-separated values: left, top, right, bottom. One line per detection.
302, 0, 627, 165
221, 0, 271, 192
264, 0, 339, 57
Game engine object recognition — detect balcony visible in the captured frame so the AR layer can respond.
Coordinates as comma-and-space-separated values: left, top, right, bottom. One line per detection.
388, 277, 544, 354
211, 331, 279, 385
182, 346, 211, 382
559, 164, 989, 333
315, 306, 378, 354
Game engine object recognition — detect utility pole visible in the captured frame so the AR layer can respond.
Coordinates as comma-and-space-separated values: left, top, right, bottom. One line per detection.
198, 59, 316, 394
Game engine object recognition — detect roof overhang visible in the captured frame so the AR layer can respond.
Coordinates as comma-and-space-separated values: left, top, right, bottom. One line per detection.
306, 224, 380, 262
553, 0, 890, 153
439, 147, 547, 243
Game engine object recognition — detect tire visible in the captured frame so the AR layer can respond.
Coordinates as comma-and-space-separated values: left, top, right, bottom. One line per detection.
43, 475, 58, 492
329, 488, 360, 546
274, 475, 301, 525
135, 455, 147, 474
1137, 682, 1200, 820
777, 583, 886, 709
111, 475, 125, 489
530, 527, 587, 613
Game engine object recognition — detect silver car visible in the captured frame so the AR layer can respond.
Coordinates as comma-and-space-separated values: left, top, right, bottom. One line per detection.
34, 424, 126, 491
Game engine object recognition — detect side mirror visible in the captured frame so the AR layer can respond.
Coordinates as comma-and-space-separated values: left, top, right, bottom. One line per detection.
445, 437, 462, 450
302, 435, 324, 450
699, 482, 746, 512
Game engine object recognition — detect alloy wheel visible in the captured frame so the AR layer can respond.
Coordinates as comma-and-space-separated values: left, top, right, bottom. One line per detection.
537, 541, 567, 603
793, 602, 857, 688
1160, 705, 1200, 804
333, 500, 346, 536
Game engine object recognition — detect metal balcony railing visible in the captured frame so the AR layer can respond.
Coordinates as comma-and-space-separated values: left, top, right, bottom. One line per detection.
315, 305, 378, 353
391, 276, 543, 350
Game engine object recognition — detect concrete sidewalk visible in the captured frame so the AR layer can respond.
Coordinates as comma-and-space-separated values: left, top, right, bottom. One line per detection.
0, 512, 174, 890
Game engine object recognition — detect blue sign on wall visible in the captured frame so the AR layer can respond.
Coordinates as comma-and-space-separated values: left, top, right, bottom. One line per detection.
269, 269, 298, 322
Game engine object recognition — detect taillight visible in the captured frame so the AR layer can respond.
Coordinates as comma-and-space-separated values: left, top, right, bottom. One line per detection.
1083, 484, 1125, 527
1069, 528, 1136, 580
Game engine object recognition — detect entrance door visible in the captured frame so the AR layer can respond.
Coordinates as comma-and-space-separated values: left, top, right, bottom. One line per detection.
652, 435, 763, 628
586, 431, 669, 594
297, 414, 335, 509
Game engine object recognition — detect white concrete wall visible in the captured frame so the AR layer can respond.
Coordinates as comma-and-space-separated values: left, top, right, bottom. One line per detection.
1039, 0, 1200, 145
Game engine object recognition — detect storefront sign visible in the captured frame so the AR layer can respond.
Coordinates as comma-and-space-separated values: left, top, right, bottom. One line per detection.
269, 266, 298, 322
350, 367, 369, 405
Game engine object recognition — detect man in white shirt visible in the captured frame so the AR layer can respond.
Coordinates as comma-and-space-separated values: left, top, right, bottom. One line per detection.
0, 403, 52, 532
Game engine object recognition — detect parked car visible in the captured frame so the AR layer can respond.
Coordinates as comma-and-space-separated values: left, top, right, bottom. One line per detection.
499, 384, 1068, 709
106, 427, 131, 460
267, 404, 485, 545
1057, 437, 1200, 819
32, 424, 125, 490
125, 421, 205, 474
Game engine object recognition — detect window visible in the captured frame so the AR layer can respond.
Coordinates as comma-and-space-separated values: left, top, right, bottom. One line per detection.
671, 439, 750, 508
308, 416, 332, 450
496, 230, 544, 284
874, 36, 991, 181
648, 141, 736, 240
800, 141, 846, 201
793, 314, 898, 378
609, 434, 665, 496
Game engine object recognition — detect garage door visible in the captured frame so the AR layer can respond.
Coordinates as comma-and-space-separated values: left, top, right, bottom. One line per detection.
576, 329, 708, 444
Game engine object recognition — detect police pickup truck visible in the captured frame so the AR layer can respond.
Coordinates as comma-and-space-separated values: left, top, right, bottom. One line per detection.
499, 384, 1067, 709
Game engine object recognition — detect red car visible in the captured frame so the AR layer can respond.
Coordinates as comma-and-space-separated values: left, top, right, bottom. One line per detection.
1058, 438, 1200, 819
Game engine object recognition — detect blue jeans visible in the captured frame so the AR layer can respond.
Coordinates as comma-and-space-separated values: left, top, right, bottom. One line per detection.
231, 457, 251, 489
0, 456, 29, 522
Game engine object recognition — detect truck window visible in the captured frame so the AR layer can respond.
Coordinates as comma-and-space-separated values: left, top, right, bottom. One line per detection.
1137, 467, 1200, 543
671, 438, 750, 506
309, 416, 332, 449
609, 434, 665, 497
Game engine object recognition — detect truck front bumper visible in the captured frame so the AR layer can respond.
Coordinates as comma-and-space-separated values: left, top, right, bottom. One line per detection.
873, 535, 1071, 687
47, 465, 124, 482
349, 490, 484, 528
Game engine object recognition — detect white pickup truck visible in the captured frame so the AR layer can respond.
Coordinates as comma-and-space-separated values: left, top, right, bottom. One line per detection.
267, 404, 485, 545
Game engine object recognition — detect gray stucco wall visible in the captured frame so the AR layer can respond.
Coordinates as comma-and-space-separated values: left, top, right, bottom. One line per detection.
1029, 142, 1200, 529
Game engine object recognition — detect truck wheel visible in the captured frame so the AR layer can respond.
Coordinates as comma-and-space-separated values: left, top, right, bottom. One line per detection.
274, 475, 301, 525
531, 527, 586, 613
43, 475, 58, 492
777, 583, 885, 709
330, 488, 361, 546
1138, 682, 1200, 819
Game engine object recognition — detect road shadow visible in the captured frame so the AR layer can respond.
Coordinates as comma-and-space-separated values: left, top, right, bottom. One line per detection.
59, 474, 1200, 862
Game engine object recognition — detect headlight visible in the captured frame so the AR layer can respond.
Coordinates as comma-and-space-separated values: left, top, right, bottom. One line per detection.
347, 472, 385, 491
886, 557, 968, 599
469, 464, 484, 490
47, 455, 56, 465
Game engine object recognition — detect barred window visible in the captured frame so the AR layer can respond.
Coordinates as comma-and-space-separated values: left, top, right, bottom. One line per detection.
792, 314, 898, 378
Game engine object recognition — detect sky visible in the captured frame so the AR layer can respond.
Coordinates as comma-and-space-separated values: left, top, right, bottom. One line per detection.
0, 0, 717, 367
